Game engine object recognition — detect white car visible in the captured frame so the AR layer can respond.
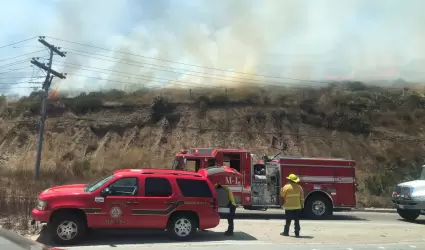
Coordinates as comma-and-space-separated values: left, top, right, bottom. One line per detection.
392, 165, 425, 221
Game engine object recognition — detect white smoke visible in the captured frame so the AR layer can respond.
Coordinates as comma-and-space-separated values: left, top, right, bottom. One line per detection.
1, 0, 425, 95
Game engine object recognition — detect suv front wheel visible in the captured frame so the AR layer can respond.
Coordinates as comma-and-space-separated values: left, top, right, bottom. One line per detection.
397, 209, 420, 221
167, 214, 197, 241
50, 213, 87, 245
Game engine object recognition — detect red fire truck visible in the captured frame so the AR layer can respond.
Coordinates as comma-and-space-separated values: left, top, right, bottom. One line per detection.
171, 148, 357, 219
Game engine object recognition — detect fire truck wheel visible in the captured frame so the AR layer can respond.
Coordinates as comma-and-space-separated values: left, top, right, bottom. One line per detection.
50, 213, 87, 246
167, 213, 197, 241
397, 209, 420, 221
304, 194, 332, 219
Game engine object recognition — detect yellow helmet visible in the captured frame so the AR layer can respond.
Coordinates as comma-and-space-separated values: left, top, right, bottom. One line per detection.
287, 173, 300, 183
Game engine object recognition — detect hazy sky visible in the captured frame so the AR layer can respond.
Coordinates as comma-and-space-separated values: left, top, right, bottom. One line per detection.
1, 0, 425, 96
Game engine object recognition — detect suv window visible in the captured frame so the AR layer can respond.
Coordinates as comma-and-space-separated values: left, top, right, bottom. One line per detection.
177, 179, 213, 198
145, 177, 172, 197
87, 175, 114, 192
108, 177, 139, 196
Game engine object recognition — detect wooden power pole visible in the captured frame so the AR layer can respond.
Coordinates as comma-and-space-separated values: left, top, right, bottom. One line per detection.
31, 36, 66, 180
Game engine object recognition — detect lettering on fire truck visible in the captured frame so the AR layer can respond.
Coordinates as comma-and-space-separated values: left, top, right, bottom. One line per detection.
105, 219, 127, 225
225, 176, 241, 185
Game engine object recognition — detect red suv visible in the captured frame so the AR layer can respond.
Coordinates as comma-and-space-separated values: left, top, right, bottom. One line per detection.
32, 169, 220, 245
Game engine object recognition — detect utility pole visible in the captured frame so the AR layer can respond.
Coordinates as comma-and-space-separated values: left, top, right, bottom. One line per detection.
31, 36, 66, 180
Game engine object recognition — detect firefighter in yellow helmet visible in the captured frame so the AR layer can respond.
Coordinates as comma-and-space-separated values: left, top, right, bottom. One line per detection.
280, 173, 304, 237
215, 182, 236, 236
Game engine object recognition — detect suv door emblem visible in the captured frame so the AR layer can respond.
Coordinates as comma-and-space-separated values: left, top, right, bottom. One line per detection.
110, 206, 123, 218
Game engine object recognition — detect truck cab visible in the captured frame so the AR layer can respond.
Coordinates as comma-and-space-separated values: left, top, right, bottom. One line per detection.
172, 148, 261, 207
172, 148, 252, 186
392, 165, 425, 221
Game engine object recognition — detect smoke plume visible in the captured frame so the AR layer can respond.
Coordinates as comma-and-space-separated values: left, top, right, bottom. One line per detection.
2, 0, 425, 95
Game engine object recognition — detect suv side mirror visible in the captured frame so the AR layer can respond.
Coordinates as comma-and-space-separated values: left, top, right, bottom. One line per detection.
100, 187, 110, 197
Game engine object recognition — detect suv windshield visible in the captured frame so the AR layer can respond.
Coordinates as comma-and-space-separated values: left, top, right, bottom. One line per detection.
420, 166, 425, 180
85, 175, 114, 192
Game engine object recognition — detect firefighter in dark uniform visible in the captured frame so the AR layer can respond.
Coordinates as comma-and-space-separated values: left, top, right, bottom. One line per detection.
215, 182, 236, 236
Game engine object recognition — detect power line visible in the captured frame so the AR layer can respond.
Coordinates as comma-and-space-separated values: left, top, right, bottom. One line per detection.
0, 76, 44, 80
0, 81, 43, 86
0, 37, 37, 49
6, 36, 416, 93
30, 44, 424, 88
48, 37, 425, 87
65, 50, 321, 89
61, 65, 229, 90
0, 85, 42, 90
66, 72, 225, 91
59, 57, 316, 90
60, 49, 424, 92
0, 50, 45, 62
46, 36, 346, 84
0, 66, 33, 75
0, 59, 29, 69
57, 62, 422, 95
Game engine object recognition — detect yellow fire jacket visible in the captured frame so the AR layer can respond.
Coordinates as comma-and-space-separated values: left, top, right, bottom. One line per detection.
280, 183, 304, 210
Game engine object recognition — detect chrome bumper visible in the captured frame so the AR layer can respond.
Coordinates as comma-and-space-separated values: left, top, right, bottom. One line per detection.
392, 198, 425, 210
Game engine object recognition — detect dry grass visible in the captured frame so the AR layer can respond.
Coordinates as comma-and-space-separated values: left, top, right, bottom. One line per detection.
1, 82, 425, 226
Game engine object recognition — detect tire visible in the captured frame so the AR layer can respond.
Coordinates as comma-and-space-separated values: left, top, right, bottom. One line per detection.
167, 214, 197, 241
49, 213, 87, 246
304, 195, 332, 219
397, 209, 420, 221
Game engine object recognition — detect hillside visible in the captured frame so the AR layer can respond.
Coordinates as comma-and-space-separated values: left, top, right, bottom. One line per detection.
1, 81, 425, 222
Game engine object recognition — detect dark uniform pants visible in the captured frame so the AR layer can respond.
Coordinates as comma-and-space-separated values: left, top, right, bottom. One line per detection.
284, 209, 301, 234
227, 204, 236, 232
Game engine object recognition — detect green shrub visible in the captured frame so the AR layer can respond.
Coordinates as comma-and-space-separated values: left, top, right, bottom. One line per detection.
209, 94, 229, 106
240, 93, 261, 105
346, 81, 369, 92
364, 171, 395, 196
71, 96, 103, 114
151, 96, 175, 122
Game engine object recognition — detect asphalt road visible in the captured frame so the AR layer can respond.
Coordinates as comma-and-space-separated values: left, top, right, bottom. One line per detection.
32, 209, 425, 250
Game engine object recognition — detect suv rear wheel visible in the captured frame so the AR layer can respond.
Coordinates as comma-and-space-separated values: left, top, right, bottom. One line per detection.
167, 214, 197, 241
397, 209, 420, 221
50, 213, 87, 245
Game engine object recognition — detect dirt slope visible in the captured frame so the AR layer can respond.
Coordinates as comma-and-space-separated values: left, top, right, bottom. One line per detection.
1, 82, 425, 209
